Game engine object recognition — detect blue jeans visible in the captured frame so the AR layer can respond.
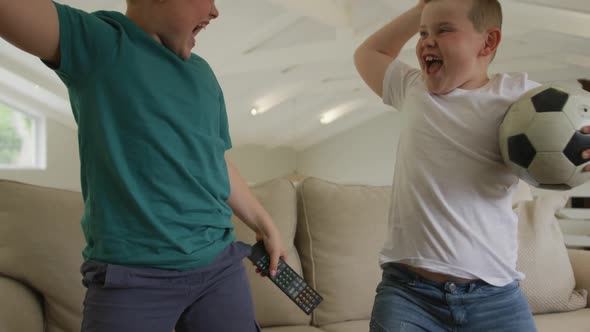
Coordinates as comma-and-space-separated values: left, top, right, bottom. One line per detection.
370, 263, 537, 332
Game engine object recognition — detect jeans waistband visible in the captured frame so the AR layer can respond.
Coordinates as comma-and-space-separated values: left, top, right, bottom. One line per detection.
382, 262, 490, 293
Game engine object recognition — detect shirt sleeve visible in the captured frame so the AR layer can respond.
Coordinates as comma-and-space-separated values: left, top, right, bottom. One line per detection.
382, 59, 422, 110
509, 72, 542, 99
45, 1, 120, 86
524, 77, 542, 91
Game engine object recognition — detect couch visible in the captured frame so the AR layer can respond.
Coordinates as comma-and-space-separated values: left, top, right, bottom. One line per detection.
0, 177, 589, 332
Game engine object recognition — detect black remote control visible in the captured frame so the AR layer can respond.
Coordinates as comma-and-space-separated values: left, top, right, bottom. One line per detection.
248, 241, 323, 315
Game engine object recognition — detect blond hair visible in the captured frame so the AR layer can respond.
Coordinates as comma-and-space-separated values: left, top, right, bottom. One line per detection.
424, 0, 502, 32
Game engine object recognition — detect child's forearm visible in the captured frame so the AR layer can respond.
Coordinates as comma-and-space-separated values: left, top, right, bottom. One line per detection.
356, 4, 424, 61
224, 158, 279, 237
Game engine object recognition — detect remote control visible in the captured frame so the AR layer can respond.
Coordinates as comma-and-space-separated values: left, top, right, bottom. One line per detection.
248, 241, 323, 315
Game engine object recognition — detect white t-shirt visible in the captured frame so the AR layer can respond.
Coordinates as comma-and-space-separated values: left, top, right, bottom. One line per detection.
380, 60, 540, 286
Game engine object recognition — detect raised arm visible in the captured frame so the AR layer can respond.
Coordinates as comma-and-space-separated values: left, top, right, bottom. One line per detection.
353, 1, 424, 97
0, 0, 60, 65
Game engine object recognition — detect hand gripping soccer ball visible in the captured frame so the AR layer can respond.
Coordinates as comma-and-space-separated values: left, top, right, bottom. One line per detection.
499, 84, 590, 190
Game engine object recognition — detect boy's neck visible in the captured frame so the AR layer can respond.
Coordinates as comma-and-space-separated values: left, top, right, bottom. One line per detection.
459, 74, 491, 90
125, 7, 162, 44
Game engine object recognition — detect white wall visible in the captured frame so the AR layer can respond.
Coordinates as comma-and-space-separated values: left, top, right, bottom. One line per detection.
6, 107, 590, 197
226, 144, 297, 185
0, 120, 297, 190
297, 112, 401, 186
0, 119, 80, 191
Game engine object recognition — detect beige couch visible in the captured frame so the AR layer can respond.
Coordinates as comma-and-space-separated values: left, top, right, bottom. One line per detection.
0, 178, 589, 332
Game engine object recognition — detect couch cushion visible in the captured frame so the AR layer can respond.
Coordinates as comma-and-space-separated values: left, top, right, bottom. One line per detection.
320, 320, 370, 332
232, 178, 311, 327
0, 180, 86, 332
296, 178, 390, 326
534, 308, 590, 332
516, 193, 588, 314
569, 249, 590, 307
0, 276, 44, 332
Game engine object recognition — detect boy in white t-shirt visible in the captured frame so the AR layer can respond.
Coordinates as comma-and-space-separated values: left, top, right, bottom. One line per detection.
354, 0, 590, 331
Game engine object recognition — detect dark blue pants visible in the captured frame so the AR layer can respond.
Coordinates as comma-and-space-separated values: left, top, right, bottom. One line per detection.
80, 242, 260, 332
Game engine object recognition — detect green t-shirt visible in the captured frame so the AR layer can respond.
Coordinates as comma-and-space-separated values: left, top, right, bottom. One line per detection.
48, 2, 235, 270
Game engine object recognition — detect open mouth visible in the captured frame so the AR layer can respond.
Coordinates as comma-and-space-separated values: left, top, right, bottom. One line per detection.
424, 55, 443, 75
192, 23, 208, 37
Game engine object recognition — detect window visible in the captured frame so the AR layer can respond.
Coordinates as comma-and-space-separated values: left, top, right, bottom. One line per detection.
0, 102, 46, 169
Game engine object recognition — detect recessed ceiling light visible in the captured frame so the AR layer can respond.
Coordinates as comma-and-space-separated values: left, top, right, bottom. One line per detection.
319, 100, 364, 125
250, 108, 258, 116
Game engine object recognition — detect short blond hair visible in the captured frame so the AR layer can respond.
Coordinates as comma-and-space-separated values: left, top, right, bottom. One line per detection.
425, 0, 502, 32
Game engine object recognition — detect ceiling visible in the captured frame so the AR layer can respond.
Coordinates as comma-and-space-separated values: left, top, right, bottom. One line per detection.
1, 0, 589, 150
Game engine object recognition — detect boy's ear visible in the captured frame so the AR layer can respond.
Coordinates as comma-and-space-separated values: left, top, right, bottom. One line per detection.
480, 28, 501, 57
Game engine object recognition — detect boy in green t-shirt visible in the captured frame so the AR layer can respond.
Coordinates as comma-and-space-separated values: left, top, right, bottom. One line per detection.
0, 1, 284, 331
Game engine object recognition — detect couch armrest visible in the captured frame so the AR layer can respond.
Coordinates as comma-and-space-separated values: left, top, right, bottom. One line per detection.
568, 249, 590, 308
0, 276, 44, 332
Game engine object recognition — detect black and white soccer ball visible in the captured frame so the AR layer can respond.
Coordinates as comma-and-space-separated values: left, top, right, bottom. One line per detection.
499, 84, 590, 190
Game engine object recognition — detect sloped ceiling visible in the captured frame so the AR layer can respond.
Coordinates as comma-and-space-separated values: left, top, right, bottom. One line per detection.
1, 0, 589, 150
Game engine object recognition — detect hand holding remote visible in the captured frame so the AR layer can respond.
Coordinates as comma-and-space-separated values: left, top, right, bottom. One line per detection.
248, 241, 323, 315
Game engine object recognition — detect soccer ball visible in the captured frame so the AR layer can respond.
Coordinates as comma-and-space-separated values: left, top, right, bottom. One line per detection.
499, 84, 590, 190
